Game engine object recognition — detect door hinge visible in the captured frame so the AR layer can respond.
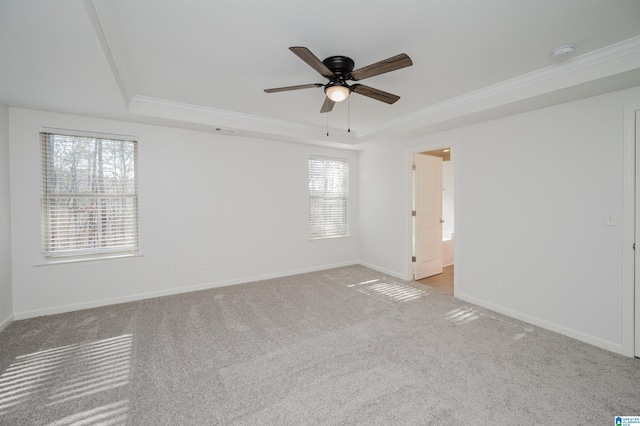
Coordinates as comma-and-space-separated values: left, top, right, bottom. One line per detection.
412, 210, 416, 216
412, 164, 416, 170
634, 243, 636, 250
412, 256, 416, 262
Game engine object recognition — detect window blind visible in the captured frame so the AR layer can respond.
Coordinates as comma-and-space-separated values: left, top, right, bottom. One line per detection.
40, 132, 139, 260
308, 157, 349, 239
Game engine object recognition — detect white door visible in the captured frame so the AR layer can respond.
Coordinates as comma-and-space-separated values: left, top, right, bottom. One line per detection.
414, 154, 443, 280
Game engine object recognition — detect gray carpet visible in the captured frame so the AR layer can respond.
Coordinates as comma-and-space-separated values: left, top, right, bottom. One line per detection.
0, 265, 638, 425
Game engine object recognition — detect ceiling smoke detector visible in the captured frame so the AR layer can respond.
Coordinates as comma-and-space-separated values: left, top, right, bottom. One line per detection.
551, 44, 576, 61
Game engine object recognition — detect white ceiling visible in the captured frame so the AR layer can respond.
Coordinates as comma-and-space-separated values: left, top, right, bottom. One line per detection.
2, 0, 640, 147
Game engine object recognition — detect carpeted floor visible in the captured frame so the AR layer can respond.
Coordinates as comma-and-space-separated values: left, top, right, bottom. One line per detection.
0, 265, 638, 425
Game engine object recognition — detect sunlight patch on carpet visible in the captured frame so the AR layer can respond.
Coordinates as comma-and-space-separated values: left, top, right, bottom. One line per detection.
444, 307, 480, 324
0, 334, 132, 423
348, 278, 427, 302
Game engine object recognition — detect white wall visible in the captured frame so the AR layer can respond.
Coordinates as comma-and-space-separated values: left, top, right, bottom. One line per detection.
359, 86, 640, 354
9, 108, 359, 317
0, 103, 12, 330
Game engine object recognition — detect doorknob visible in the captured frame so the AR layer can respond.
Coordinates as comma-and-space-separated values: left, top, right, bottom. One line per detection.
440, 219, 445, 223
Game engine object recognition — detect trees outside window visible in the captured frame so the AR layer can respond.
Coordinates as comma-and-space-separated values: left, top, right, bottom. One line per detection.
41, 131, 138, 261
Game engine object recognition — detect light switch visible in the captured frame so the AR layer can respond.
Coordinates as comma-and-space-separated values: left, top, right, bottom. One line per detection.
603, 212, 618, 227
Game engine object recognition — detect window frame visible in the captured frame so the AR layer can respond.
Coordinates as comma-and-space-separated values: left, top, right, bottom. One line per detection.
308, 156, 349, 240
40, 129, 139, 263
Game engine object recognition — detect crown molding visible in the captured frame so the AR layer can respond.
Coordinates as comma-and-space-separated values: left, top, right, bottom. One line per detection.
84, 0, 640, 146
357, 35, 640, 142
129, 36, 640, 146
128, 95, 357, 146
93, 0, 640, 149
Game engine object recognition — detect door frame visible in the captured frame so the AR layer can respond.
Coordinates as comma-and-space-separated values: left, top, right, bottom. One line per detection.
407, 143, 456, 283
622, 102, 639, 357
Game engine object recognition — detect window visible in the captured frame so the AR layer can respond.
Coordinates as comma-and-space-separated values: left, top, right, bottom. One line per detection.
308, 156, 349, 239
40, 130, 138, 261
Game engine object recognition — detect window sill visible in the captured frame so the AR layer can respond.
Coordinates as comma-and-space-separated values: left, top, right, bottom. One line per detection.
308, 235, 352, 241
34, 253, 144, 268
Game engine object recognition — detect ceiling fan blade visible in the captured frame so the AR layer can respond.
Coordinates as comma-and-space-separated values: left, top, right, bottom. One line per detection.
351, 84, 400, 104
320, 97, 335, 113
264, 83, 323, 93
349, 53, 413, 81
289, 46, 335, 79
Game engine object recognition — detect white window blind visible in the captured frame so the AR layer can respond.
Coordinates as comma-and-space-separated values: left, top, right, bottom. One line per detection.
40, 131, 139, 260
308, 156, 349, 239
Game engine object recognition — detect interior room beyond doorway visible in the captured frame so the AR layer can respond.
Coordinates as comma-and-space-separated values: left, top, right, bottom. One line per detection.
417, 265, 454, 294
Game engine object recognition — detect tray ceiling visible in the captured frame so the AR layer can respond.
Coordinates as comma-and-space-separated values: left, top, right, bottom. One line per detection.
2, 0, 640, 146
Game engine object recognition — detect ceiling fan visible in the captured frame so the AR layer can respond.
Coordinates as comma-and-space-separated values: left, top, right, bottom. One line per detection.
264, 46, 413, 113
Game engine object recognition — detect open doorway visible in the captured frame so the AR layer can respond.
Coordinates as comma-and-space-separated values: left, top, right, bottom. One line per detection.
412, 147, 454, 294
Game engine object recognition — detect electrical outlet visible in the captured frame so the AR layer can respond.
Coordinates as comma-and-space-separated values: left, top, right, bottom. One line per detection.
603, 212, 618, 227
493, 275, 501, 287
166, 262, 173, 273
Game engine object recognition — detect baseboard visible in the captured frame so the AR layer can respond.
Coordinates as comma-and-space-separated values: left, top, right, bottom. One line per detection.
0, 313, 13, 332
9, 261, 625, 357
13, 260, 360, 320
455, 292, 623, 355
357, 261, 408, 281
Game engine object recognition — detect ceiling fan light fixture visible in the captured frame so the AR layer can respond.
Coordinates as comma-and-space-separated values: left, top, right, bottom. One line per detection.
325, 84, 350, 102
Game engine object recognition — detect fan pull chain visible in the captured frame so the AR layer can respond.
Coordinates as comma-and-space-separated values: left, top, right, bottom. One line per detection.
348, 96, 351, 133
326, 112, 329, 136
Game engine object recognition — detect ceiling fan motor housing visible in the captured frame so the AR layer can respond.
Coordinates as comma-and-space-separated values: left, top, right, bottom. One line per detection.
322, 56, 355, 79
